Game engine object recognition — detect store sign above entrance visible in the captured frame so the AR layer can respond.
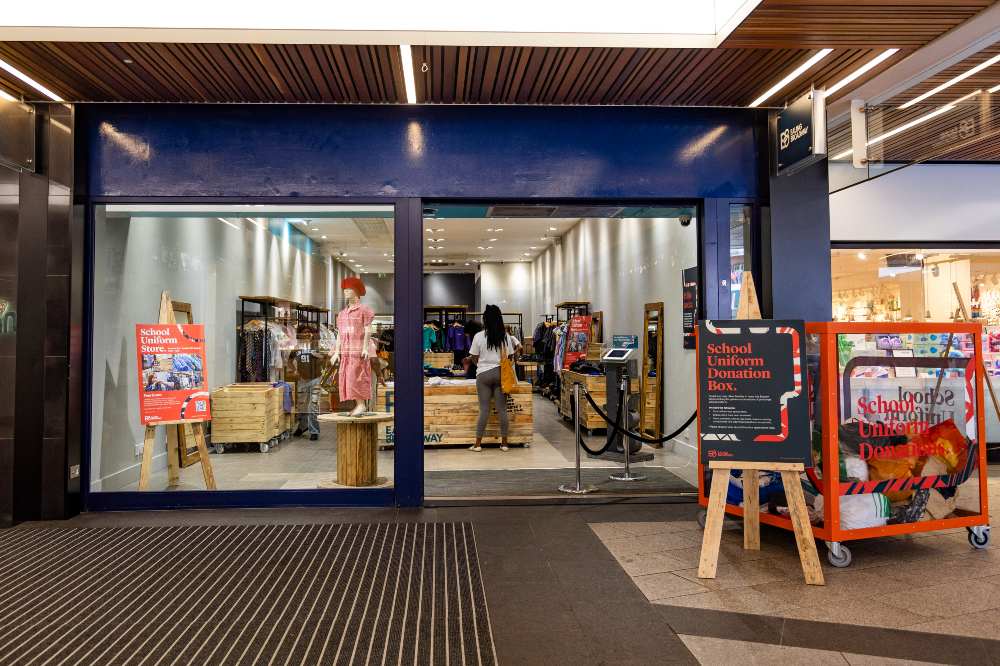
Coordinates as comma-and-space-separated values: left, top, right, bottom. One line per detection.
776, 89, 826, 177
697, 319, 810, 465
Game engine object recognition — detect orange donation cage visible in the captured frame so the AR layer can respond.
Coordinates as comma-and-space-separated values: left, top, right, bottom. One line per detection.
697, 321, 991, 568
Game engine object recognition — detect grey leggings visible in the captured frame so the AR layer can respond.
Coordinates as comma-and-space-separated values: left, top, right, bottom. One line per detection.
476, 367, 509, 438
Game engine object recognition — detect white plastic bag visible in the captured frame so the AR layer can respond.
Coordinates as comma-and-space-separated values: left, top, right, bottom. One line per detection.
839, 493, 891, 530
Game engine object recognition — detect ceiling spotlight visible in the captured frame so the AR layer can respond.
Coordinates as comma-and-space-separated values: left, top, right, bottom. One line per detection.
122, 58, 134, 64
487, 227, 494, 232
494, 228, 503, 232
523, 252, 531, 256
489, 238, 498, 242
312, 227, 319, 231
465, 262, 471, 266
857, 252, 867, 260
529, 246, 537, 249
321, 235, 327, 239
436, 228, 444, 232
383, 253, 388, 257
915, 253, 925, 260
478, 246, 485, 250
549, 226, 557, 231
487, 246, 494, 250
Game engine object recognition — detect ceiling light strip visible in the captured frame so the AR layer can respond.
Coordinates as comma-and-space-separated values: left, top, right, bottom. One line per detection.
0, 56, 63, 101
216, 217, 240, 230
824, 48, 899, 98
989, 83, 1000, 93
399, 44, 417, 104
748, 49, 833, 108
0, 88, 17, 102
899, 53, 1000, 109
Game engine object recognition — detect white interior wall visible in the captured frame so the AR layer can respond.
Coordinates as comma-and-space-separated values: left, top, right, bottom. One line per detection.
529, 217, 699, 483
91, 212, 333, 490
477, 263, 535, 327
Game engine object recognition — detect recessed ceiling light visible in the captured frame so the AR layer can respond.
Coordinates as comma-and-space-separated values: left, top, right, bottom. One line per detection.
487, 227, 494, 232
749, 48, 833, 108
489, 238, 498, 242
0, 56, 63, 101
857, 252, 867, 260
383, 253, 389, 257
321, 235, 327, 239
900, 52, 1000, 109
122, 58, 134, 64
400, 44, 417, 104
312, 227, 319, 231
549, 226, 557, 231
529, 246, 537, 249
465, 262, 471, 266
523, 252, 531, 256
494, 228, 503, 232
436, 228, 444, 232
823, 48, 899, 98
487, 246, 494, 250
478, 246, 485, 250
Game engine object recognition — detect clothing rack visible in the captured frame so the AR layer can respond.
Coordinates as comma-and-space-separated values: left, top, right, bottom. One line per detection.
424, 305, 468, 325
502, 311, 525, 341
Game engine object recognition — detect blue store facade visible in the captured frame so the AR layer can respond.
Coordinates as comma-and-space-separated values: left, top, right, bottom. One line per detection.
3, 101, 834, 522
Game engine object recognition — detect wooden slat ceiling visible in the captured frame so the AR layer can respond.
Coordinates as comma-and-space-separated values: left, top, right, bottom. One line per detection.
883, 42, 1000, 106
0, 2, 993, 105
722, 0, 995, 48
0, 42, 406, 103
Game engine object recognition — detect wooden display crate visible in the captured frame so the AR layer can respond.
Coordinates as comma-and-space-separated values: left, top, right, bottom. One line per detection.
210, 383, 289, 448
374, 381, 533, 447
560, 370, 608, 432
642, 376, 659, 433
586, 343, 603, 361
423, 352, 454, 369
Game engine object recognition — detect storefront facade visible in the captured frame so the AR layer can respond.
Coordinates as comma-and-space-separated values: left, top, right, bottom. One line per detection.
5, 101, 835, 520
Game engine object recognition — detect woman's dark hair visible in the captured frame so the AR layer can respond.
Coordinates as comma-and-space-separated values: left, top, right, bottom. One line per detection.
483, 305, 506, 351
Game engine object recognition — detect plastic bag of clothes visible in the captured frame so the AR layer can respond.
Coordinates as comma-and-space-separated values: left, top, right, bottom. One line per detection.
815, 493, 891, 530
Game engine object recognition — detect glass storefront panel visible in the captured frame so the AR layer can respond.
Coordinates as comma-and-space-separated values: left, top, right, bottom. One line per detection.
832, 247, 1000, 443
729, 203, 753, 317
833, 331, 982, 529
90, 204, 395, 492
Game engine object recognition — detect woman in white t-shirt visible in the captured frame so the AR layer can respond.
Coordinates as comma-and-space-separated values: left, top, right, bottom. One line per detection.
466, 305, 521, 452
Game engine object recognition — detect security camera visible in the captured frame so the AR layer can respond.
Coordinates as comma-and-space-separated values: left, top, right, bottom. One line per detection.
679, 214, 693, 227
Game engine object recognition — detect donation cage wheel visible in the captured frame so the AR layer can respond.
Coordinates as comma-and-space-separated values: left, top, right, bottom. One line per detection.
213, 444, 226, 455
968, 526, 991, 549
826, 543, 852, 568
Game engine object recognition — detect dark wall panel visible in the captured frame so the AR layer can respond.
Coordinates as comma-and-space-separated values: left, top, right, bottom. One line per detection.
79, 104, 760, 200
766, 158, 833, 321
423, 273, 476, 311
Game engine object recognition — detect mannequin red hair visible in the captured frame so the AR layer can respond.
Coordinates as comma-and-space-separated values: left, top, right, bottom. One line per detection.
341, 276, 366, 296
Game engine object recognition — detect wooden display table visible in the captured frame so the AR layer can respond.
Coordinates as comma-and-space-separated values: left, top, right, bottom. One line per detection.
423, 352, 454, 369
317, 412, 392, 486
374, 380, 533, 447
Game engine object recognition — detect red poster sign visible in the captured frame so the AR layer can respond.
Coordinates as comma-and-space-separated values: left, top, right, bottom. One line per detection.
563, 315, 593, 369
135, 323, 211, 424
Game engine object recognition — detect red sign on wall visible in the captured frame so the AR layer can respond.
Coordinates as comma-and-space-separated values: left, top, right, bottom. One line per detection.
135, 323, 211, 424
563, 315, 593, 369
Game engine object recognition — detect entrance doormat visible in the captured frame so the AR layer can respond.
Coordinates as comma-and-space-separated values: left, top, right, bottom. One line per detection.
0, 522, 497, 665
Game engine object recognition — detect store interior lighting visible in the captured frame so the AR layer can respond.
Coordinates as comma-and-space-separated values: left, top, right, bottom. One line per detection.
989, 83, 1000, 93
824, 48, 899, 98
0, 88, 17, 102
748, 48, 832, 108
899, 53, 1000, 109
0, 56, 63, 101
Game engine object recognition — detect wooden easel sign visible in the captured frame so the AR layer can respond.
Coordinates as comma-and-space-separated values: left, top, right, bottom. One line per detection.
134, 291, 216, 490
696, 317, 823, 585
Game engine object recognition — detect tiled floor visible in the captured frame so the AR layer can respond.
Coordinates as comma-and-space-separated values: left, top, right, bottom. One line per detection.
592, 473, 1000, 645
678, 635, 945, 665
133, 394, 696, 494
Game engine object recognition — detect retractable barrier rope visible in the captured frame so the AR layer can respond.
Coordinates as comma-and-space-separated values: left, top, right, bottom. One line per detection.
579, 389, 697, 448
575, 388, 626, 457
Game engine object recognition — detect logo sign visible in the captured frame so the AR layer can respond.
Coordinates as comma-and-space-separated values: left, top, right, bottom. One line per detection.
698, 319, 810, 465
612, 335, 639, 349
776, 89, 826, 176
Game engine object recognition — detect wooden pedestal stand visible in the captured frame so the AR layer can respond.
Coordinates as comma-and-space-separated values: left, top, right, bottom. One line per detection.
698, 272, 824, 585
138, 291, 217, 491
317, 412, 392, 487
699, 461, 824, 585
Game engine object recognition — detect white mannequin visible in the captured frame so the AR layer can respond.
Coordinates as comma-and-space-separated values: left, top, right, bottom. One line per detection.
332, 287, 373, 416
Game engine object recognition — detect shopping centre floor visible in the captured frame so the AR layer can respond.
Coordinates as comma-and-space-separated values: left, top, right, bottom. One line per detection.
8, 469, 1000, 665
133, 394, 695, 496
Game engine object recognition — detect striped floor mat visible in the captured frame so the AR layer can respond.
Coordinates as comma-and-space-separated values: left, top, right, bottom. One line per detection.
0, 522, 497, 666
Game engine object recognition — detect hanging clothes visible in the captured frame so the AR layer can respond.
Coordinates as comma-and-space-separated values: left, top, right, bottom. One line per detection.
337, 302, 375, 401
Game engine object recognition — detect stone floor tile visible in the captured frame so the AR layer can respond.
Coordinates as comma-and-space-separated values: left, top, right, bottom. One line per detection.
841, 653, 946, 666
614, 550, 690, 576
631, 572, 710, 601
673, 559, 793, 591
656, 586, 797, 615
905, 607, 1000, 639
677, 635, 849, 665
779, 598, 931, 630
